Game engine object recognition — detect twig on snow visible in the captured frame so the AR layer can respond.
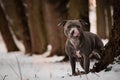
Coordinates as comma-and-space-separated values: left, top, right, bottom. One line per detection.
6, 61, 19, 78
16, 56, 23, 80
0, 74, 8, 80
3, 75, 7, 80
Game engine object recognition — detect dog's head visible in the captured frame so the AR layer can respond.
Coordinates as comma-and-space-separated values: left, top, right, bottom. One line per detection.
58, 19, 87, 39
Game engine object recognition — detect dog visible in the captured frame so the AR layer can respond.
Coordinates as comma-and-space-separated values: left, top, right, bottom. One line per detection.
58, 19, 104, 75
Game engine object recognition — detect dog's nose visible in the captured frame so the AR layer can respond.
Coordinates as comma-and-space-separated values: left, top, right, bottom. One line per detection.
71, 30, 74, 35
70, 28, 79, 37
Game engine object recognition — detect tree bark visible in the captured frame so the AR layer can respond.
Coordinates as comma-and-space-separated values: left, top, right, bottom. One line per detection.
93, 0, 120, 72
68, 0, 90, 31
105, 0, 112, 38
1, 0, 21, 40
24, 0, 48, 54
96, 0, 107, 38
2, 0, 32, 54
15, 0, 32, 54
43, 0, 68, 56
0, 2, 19, 52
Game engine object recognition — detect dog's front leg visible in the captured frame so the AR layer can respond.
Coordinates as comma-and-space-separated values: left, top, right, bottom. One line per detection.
69, 57, 78, 76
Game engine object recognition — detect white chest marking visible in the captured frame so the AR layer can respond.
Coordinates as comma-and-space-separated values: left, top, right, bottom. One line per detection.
76, 50, 81, 58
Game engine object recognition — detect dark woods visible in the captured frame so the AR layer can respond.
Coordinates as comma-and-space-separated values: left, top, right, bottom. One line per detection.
0, 0, 120, 72
93, 0, 120, 72
0, 0, 90, 55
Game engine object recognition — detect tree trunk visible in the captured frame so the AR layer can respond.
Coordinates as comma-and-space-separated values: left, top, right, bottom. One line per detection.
105, 0, 112, 38
15, 0, 32, 54
2, 0, 32, 54
93, 0, 120, 72
56, 0, 68, 56
68, 0, 90, 31
96, 0, 107, 38
0, 3, 19, 52
23, 0, 48, 54
43, 0, 68, 56
1, 0, 21, 40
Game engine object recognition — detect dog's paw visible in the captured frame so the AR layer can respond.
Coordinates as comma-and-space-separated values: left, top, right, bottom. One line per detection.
72, 72, 80, 76
80, 71, 86, 74
72, 70, 82, 76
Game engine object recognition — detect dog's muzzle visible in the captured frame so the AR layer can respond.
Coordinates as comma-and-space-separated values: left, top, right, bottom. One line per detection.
70, 28, 79, 37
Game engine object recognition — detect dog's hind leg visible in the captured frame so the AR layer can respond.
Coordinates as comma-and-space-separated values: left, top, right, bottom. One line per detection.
79, 57, 84, 69
83, 54, 90, 74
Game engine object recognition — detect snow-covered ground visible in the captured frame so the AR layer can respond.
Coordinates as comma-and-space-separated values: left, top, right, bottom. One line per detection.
0, 6, 120, 80
0, 33, 120, 80
0, 45, 120, 80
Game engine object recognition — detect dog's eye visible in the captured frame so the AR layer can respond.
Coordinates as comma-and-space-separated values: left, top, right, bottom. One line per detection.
76, 25, 80, 28
67, 26, 72, 29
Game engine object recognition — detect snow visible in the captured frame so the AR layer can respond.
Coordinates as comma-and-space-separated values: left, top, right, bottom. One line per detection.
0, 37, 119, 80
0, 4, 120, 80
0, 49, 120, 80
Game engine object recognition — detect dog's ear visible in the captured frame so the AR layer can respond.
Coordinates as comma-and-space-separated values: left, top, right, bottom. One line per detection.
79, 19, 88, 26
58, 20, 67, 27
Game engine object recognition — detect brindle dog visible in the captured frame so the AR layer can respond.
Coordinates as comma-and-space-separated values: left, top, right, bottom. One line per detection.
58, 19, 103, 75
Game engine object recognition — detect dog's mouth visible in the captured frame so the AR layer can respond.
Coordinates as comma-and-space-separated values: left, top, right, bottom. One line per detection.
69, 28, 80, 38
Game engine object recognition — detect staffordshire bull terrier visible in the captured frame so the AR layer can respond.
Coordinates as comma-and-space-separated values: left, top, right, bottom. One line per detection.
58, 19, 104, 75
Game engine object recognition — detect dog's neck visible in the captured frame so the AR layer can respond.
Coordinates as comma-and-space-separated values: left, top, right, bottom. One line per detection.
69, 36, 82, 50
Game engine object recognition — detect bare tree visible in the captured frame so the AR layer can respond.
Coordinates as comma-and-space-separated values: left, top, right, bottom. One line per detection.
23, 0, 48, 54
2, 0, 32, 54
96, 0, 106, 38
0, 2, 19, 52
104, 0, 112, 38
42, 0, 68, 56
96, 0, 112, 38
93, 0, 120, 72
68, 0, 90, 31
1, 0, 21, 39
15, 0, 32, 54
